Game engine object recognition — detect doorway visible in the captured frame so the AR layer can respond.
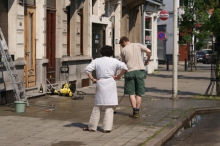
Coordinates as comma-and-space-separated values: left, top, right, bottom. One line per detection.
24, 7, 36, 88
157, 25, 167, 62
92, 23, 106, 59
46, 10, 56, 83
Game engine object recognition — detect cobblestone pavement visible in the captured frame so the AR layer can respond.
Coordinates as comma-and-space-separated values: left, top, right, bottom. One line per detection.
0, 63, 220, 146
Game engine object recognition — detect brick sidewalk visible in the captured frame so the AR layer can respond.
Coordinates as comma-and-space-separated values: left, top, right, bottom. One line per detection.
0, 63, 219, 146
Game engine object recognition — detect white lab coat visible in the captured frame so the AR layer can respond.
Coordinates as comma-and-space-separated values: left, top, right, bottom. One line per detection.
85, 57, 128, 106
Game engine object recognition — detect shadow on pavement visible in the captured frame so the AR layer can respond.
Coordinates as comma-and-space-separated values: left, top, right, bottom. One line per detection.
63, 122, 103, 132
50, 141, 86, 146
149, 74, 210, 80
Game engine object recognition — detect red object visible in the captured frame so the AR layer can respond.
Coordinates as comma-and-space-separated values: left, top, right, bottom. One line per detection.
159, 10, 169, 21
145, 17, 151, 21
158, 31, 166, 40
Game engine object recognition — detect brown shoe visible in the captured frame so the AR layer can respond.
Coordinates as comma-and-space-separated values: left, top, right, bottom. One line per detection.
129, 111, 140, 118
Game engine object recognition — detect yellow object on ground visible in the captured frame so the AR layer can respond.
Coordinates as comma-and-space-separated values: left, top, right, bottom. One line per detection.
58, 83, 75, 97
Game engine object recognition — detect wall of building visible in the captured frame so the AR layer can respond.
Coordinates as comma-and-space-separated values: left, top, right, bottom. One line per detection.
35, 0, 47, 90
157, 0, 179, 62
8, 0, 24, 59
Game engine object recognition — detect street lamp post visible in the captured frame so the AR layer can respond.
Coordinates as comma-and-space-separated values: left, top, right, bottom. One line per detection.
172, 0, 178, 99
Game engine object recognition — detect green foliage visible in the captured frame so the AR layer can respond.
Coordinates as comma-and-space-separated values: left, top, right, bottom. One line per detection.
210, 9, 220, 38
195, 41, 205, 50
179, 0, 216, 45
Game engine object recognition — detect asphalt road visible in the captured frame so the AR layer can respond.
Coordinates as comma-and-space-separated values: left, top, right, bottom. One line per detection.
163, 112, 220, 146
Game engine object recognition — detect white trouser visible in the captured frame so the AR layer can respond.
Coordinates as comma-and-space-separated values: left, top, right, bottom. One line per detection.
88, 106, 114, 131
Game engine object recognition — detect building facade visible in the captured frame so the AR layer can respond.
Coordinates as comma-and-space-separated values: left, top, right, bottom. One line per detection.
157, 0, 180, 63
0, 0, 163, 102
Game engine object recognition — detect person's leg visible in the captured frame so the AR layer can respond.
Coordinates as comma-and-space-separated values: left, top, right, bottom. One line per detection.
124, 71, 135, 110
132, 70, 146, 117
88, 106, 101, 131
129, 95, 140, 118
129, 95, 137, 108
103, 106, 114, 132
136, 95, 142, 109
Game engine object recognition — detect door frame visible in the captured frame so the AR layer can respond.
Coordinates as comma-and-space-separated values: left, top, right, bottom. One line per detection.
46, 10, 56, 83
24, 7, 36, 88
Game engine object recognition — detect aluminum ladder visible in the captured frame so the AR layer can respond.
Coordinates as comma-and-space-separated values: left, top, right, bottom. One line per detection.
0, 28, 29, 106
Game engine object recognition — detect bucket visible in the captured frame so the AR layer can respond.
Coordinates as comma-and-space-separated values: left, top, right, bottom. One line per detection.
14, 101, 26, 113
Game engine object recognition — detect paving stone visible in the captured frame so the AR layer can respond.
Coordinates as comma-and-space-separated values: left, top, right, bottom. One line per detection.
0, 64, 219, 146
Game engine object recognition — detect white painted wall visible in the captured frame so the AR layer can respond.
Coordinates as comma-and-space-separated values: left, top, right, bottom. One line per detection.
56, 0, 68, 58
114, 1, 122, 57
157, 0, 179, 56
89, 0, 114, 56
36, 0, 46, 59
8, 0, 24, 59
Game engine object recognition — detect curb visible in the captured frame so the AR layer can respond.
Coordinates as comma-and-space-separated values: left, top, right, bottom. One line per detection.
145, 107, 220, 146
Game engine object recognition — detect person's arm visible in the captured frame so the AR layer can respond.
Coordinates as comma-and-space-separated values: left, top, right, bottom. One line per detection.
113, 61, 128, 80
116, 69, 127, 79
138, 44, 152, 65
144, 48, 151, 65
84, 60, 98, 83
87, 73, 97, 83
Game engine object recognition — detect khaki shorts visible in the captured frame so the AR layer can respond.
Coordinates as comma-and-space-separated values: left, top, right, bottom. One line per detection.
124, 70, 146, 96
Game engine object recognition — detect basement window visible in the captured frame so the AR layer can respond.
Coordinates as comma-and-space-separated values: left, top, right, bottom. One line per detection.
47, 0, 56, 8
24, 0, 35, 6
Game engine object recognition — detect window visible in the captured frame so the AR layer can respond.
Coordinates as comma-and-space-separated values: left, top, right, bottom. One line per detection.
145, 15, 152, 49
24, 0, 35, 6
145, 16, 152, 29
47, 0, 55, 8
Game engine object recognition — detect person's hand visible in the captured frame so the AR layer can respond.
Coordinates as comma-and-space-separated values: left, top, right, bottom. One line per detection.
145, 60, 150, 65
113, 76, 118, 80
91, 78, 97, 83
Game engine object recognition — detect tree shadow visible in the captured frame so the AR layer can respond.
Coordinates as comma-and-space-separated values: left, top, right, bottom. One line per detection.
148, 74, 210, 80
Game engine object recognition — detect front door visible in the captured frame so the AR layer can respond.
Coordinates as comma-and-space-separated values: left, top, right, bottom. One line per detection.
157, 25, 167, 62
92, 23, 105, 59
46, 10, 56, 83
24, 7, 36, 88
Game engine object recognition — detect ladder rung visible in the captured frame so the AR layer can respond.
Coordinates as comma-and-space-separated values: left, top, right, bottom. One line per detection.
12, 73, 18, 76
19, 90, 24, 93
0, 28, 28, 105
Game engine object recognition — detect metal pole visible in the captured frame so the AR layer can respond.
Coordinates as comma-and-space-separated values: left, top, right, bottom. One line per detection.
167, 58, 169, 71
172, 0, 178, 99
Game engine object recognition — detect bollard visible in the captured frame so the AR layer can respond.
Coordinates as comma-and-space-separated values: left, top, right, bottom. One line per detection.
185, 59, 187, 71
167, 58, 169, 71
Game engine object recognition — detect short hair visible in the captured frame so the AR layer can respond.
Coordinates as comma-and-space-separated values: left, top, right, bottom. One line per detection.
119, 36, 129, 44
100, 45, 114, 57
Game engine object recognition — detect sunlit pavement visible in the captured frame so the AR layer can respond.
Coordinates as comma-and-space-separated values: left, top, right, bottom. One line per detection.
0, 63, 219, 146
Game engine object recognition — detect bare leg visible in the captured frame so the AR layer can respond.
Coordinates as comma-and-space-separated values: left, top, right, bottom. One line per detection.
129, 95, 142, 109
136, 95, 142, 109
129, 95, 136, 108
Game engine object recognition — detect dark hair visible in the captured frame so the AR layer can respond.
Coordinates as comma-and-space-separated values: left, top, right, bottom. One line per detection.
119, 36, 129, 44
100, 45, 114, 57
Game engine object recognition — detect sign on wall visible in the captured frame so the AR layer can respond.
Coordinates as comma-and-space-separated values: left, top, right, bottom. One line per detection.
158, 31, 166, 40
159, 10, 169, 21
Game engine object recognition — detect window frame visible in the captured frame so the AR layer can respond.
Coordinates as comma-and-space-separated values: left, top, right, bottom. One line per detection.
24, 0, 35, 6
46, 0, 56, 9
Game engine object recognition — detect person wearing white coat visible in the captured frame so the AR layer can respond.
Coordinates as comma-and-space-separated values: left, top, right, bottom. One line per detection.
83, 45, 128, 133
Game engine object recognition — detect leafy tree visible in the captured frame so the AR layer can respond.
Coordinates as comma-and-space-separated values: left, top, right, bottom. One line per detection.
180, 0, 220, 96
179, 0, 216, 50
209, 8, 220, 96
